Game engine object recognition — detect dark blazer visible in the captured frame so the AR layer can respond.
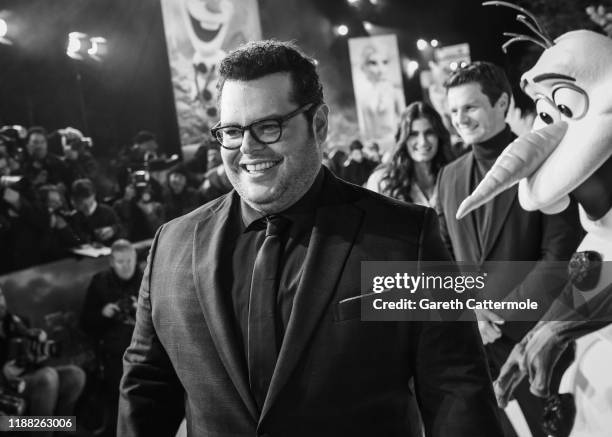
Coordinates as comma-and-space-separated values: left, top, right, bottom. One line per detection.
436, 151, 582, 342
118, 170, 502, 437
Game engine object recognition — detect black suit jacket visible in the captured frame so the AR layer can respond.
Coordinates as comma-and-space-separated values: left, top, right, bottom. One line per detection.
436, 151, 582, 343
119, 169, 502, 437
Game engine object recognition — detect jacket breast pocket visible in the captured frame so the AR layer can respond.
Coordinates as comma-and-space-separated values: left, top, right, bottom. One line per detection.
333, 295, 364, 322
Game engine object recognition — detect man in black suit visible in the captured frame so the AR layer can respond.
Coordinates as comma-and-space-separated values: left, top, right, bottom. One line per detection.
118, 41, 503, 437
436, 62, 582, 437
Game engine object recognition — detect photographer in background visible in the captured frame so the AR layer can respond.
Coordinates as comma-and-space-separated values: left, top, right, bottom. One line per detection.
0, 151, 48, 274
80, 240, 141, 436
22, 127, 69, 190
37, 184, 80, 263
116, 131, 165, 199
0, 285, 85, 431
71, 178, 125, 246
162, 166, 202, 220
57, 127, 100, 193
112, 169, 165, 241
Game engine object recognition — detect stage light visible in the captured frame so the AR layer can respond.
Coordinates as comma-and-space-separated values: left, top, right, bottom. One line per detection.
336, 24, 349, 36
363, 21, 373, 32
430, 39, 439, 48
369, 0, 379, 4
88, 36, 107, 60
450, 61, 458, 71
0, 18, 7, 39
67, 32, 88, 60
416, 39, 428, 51
347, 0, 360, 4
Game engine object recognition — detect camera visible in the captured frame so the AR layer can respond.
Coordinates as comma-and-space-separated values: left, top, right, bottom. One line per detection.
129, 169, 153, 203
0, 392, 26, 416
7, 334, 62, 369
0, 176, 26, 201
54, 208, 77, 220
0, 379, 27, 416
114, 295, 137, 324
0, 176, 23, 190
67, 137, 93, 152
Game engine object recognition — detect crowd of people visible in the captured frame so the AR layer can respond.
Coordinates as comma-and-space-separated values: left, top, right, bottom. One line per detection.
1, 6, 611, 434
0, 127, 233, 275
0, 58, 581, 437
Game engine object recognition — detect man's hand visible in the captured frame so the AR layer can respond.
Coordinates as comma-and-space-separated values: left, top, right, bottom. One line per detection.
124, 184, 136, 201
2, 360, 25, 380
3, 187, 21, 209
522, 322, 569, 398
137, 200, 156, 216
494, 321, 570, 407
495, 339, 528, 408
94, 226, 115, 242
102, 302, 120, 318
475, 308, 505, 344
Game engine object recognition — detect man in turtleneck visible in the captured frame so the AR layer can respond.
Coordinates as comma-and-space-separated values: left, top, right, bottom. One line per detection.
436, 62, 582, 437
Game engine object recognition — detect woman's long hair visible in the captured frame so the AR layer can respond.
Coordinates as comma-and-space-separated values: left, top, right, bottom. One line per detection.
380, 101, 450, 201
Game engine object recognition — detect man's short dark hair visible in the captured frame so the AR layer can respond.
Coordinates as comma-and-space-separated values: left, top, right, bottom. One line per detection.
71, 178, 95, 201
133, 131, 156, 145
217, 40, 324, 112
349, 140, 364, 151
111, 239, 135, 255
444, 62, 512, 113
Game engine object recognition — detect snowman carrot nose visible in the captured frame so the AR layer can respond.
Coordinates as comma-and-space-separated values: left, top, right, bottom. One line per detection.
456, 121, 568, 220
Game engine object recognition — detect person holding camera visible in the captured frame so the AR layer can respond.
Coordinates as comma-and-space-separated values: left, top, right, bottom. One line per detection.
0, 151, 49, 274
57, 128, 100, 193
37, 184, 81, 263
112, 172, 165, 241
22, 127, 70, 190
80, 240, 141, 436
0, 285, 86, 433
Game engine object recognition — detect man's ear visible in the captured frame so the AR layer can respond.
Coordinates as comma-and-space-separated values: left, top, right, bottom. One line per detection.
312, 103, 329, 146
496, 92, 510, 113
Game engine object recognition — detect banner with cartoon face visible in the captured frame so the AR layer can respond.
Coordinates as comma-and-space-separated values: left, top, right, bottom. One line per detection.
160, 0, 261, 145
348, 34, 405, 153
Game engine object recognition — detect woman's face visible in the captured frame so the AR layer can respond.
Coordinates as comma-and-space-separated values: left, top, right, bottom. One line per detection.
406, 117, 439, 163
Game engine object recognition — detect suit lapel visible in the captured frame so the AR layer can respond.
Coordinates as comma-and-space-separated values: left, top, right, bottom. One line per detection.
452, 154, 482, 262
481, 185, 517, 261
260, 176, 364, 422
192, 193, 258, 421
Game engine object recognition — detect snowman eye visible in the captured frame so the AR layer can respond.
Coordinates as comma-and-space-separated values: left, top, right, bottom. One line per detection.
535, 98, 559, 125
552, 86, 589, 120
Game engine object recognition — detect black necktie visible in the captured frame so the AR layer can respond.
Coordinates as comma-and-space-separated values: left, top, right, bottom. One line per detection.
248, 215, 289, 410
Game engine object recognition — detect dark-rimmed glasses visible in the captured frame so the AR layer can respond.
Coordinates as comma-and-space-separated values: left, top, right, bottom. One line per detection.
211, 103, 314, 150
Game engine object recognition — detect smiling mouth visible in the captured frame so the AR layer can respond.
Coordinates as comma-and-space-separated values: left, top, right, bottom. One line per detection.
189, 13, 222, 42
240, 160, 282, 174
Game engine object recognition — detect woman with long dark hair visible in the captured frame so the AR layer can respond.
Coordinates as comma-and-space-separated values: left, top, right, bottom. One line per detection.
366, 101, 450, 207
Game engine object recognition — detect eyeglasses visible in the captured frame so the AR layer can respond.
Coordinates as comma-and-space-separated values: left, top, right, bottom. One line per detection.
211, 103, 315, 150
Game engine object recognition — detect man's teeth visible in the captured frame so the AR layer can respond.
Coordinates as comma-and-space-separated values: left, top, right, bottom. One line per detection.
200, 20, 221, 31
245, 161, 278, 172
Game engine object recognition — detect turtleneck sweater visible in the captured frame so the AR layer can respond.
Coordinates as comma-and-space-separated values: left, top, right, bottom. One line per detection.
470, 125, 516, 249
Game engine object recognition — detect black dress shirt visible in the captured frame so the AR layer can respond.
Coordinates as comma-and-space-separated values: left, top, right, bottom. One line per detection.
222, 169, 325, 361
